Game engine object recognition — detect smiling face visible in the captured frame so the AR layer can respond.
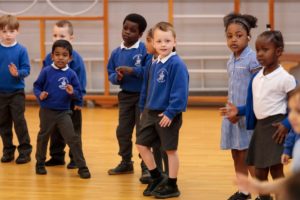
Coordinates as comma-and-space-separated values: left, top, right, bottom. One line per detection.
226, 23, 249, 57
0, 26, 18, 45
122, 20, 141, 47
51, 47, 72, 69
255, 36, 281, 68
153, 29, 176, 59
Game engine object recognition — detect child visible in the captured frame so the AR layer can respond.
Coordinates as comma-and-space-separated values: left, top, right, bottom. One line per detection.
136, 22, 189, 199
107, 13, 148, 175
139, 28, 169, 184
235, 87, 300, 199
43, 20, 87, 169
220, 13, 260, 200
222, 30, 296, 200
33, 39, 91, 179
0, 14, 32, 164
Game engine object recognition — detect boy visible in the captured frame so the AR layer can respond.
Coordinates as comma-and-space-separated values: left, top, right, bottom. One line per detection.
43, 20, 87, 169
0, 14, 32, 164
33, 39, 91, 179
136, 22, 189, 198
107, 13, 148, 175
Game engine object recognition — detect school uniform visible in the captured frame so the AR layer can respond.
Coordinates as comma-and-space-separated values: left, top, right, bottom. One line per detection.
33, 64, 87, 168
136, 52, 189, 151
238, 66, 296, 168
0, 42, 32, 159
107, 40, 148, 161
221, 46, 260, 150
43, 50, 87, 163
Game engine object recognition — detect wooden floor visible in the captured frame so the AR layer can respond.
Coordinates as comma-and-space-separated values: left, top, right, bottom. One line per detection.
0, 105, 289, 199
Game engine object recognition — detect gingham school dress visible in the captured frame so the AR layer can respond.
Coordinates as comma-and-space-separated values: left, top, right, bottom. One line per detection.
221, 46, 260, 150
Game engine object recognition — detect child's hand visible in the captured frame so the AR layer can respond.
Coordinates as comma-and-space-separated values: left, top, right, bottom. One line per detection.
220, 102, 238, 118
281, 154, 290, 165
228, 116, 240, 124
272, 123, 288, 144
158, 113, 172, 127
39, 91, 48, 100
74, 105, 82, 110
116, 66, 134, 75
116, 70, 124, 81
8, 63, 19, 77
65, 84, 74, 95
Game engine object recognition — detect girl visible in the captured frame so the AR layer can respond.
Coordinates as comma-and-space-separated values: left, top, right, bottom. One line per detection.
222, 30, 296, 200
221, 13, 260, 200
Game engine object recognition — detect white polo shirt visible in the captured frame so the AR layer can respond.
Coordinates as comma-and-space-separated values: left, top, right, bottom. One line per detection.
253, 66, 296, 120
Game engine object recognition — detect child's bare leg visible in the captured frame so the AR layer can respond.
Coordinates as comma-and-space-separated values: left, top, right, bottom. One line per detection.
231, 149, 255, 177
270, 164, 284, 179
256, 167, 272, 198
166, 150, 179, 178
136, 144, 156, 170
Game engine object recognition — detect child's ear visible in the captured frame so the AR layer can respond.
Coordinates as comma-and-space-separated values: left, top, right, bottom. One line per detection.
276, 47, 283, 57
69, 55, 73, 62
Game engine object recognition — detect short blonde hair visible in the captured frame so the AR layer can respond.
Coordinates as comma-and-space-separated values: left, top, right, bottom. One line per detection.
55, 20, 74, 36
0, 15, 19, 30
153, 21, 176, 39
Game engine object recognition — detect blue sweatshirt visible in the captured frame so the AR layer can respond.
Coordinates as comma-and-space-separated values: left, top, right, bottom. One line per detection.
33, 65, 82, 110
139, 52, 189, 120
283, 130, 300, 157
0, 43, 30, 92
43, 50, 87, 95
107, 41, 148, 92
237, 72, 291, 130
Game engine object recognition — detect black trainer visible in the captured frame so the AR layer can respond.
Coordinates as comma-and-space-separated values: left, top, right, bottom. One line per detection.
1, 153, 14, 163
15, 154, 31, 164
228, 192, 251, 200
36, 164, 47, 175
153, 183, 181, 199
45, 158, 65, 166
67, 160, 77, 169
78, 167, 91, 179
108, 161, 134, 175
143, 175, 167, 196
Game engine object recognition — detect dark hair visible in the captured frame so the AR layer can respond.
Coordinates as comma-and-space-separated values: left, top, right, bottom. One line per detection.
55, 20, 73, 35
224, 13, 257, 35
123, 13, 147, 33
285, 172, 300, 200
52, 39, 73, 56
0, 14, 19, 30
257, 30, 284, 50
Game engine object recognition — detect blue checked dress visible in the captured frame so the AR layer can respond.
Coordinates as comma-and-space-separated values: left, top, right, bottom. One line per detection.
221, 46, 260, 150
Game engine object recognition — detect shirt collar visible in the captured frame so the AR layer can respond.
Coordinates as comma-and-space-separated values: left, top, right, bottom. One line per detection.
120, 40, 140, 49
157, 52, 176, 64
0, 41, 17, 47
257, 65, 283, 79
51, 63, 69, 71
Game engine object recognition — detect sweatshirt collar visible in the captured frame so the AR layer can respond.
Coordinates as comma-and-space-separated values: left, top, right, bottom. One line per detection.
0, 41, 17, 47
157, 52, 176, 64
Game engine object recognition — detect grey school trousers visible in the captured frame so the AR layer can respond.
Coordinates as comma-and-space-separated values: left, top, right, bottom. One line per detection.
36, 108, 86, 168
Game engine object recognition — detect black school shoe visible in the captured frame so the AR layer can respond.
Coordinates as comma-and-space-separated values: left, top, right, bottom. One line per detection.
143, 175, 168, 196
78, 167, 91, 179
228, 191, 251, 200
15, 154, 31, 164
255, 196, 273, 200
1, 153, 14, 163
107, 161, 134, 175
67, 160, 77, 169
153, 183, 180, 199
36, 164, 47, 175
45, 158, 65, 166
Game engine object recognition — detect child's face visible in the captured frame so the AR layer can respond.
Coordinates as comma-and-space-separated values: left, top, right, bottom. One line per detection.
153, 29, 176, 59
52, 25, 73, 42
0, 26, 18, 45
51, 47, 72, 69
255, 37, 281, 68
122, 20, 141, 47
288, 95, 300, 133
146, 36, 156, 55
226, 23, 249, 57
